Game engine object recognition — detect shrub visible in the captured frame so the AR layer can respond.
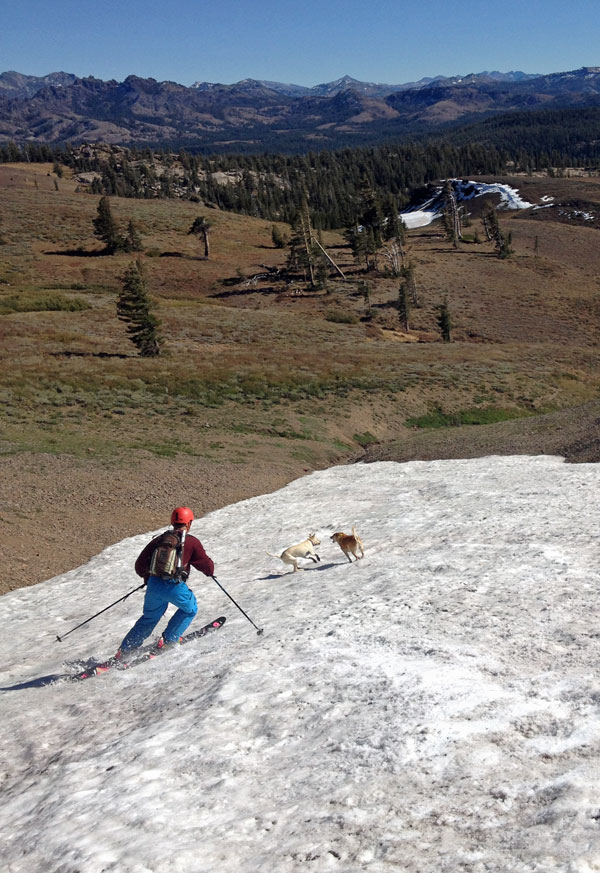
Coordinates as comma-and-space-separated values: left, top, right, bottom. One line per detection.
325, 308, 359, 324
406, 406, 530, 429
353, 431, 378, 447
271, 224, 289, 248
0, 294, 90, 314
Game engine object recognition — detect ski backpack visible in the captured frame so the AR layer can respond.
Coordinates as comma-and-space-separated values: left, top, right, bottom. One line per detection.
148, 529, 186, 580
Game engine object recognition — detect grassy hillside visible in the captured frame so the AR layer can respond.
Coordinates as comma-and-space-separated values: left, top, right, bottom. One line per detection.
1, 163, 600, 588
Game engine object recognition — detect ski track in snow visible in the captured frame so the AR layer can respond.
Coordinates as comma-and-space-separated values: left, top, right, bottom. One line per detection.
2, 456, 600, 872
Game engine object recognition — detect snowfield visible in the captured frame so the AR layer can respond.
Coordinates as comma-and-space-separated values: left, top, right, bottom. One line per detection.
400, 179, 534, 228
2, 455, 600, 873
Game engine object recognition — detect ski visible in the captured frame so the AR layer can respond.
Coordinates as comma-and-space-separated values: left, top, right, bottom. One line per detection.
70, 617, 227, 681
65, 624, 187, 671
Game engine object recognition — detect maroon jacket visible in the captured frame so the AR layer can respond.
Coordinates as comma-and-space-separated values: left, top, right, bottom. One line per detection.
135, 531, 214, 580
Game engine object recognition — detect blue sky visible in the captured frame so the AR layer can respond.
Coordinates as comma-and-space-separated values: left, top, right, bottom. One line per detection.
2, 0, 599, 86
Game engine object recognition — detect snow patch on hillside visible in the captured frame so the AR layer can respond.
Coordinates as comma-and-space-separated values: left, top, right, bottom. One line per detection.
2, 456, 600, 872
401, 179, 534, 228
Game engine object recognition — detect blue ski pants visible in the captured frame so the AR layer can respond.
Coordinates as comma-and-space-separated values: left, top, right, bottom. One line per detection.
119, 576, 198, 651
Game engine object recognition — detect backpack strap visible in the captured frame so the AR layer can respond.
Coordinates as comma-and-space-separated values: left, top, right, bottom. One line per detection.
174, 527, 188, 581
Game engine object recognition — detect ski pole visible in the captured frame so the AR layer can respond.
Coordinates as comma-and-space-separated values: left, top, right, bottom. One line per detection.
56, 583, 146, 642
211, 575, 264, 635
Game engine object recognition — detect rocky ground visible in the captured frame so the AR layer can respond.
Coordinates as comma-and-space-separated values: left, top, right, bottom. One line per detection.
0, 447, 310, 595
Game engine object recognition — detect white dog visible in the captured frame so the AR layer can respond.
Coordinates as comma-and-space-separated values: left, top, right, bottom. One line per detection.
267, 533, 321, 573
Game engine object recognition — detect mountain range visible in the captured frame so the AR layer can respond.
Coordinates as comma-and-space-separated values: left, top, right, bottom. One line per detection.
190, 70, 539, 98
1, 66, 599, 151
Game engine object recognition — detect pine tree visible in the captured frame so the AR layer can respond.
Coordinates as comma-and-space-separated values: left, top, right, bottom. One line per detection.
355, 178, 385, 270
343, 223, 368, 267
6, 140, 21, 162
124, 218, 143, 253
498, 234, 512, 259
437, 297, 452, 342
116, 261, 162, 357
298, 197, 317, 286
315, 258, 329, 291
93, 196, 122, 254
286, 199, 317, 287
365, 228, 379, 271
484, 205, 512, 258
400, 261, 419, 306
160, 170, 173, 198
482, 212, 493, 241
397, 283, 410, 331
285, 226, 304, 274
189, 215, 212, 258
359, 178, 384, 249
382, 195, 405, 244
360, 281, 372, 318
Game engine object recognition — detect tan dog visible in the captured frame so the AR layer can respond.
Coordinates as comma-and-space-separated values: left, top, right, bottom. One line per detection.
267, 533, 321, 573
330, 526, 364, 562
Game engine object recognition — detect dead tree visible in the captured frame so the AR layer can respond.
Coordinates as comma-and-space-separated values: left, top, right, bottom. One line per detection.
482, 212, 493, 241
443, 180, 462, 248
299, 200, 316, 287
312, 236, 346, 280
382, 241, 405, 276
287, 197, 346, 287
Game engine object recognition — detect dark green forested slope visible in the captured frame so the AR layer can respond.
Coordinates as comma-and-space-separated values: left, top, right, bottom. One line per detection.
3, 107, 600, 229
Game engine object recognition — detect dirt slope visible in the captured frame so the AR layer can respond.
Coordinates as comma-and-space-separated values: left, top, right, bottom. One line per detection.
358, 402, 600, 465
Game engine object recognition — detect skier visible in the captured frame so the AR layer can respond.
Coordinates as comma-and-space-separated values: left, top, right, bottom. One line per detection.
116, 507, 214, 657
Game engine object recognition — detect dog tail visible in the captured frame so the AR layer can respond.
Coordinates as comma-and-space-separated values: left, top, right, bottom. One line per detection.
266, 550, 280, 559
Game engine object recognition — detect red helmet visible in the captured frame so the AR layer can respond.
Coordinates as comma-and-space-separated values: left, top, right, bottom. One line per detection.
171, 506, 194, 525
